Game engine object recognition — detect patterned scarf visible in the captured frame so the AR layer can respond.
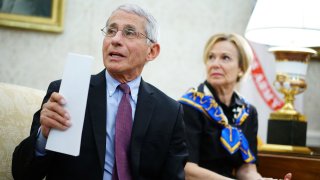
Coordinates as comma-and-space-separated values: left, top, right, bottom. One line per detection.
179, 87, 255, 163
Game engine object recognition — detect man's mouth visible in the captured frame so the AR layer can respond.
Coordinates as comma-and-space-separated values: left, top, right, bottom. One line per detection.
109, 52, 125, 59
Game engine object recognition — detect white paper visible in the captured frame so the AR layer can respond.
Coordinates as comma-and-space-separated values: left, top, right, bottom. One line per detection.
46, 53, 93, 156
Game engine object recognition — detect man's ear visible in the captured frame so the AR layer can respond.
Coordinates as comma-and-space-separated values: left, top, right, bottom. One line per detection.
146, 43, 160, 62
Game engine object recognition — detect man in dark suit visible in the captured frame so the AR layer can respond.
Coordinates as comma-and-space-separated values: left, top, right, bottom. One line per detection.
12, 4, 188, 180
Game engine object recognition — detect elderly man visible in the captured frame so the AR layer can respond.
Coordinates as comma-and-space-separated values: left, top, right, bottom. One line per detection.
12, 4, 188, 180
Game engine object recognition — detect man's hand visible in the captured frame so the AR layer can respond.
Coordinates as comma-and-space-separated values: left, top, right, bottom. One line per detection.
40, 92, 71, 138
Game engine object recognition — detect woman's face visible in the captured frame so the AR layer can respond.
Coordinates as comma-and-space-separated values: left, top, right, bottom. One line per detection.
205, 40, 243, 89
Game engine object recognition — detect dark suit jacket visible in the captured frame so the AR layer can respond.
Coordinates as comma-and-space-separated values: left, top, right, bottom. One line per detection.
12, 70, 188, 180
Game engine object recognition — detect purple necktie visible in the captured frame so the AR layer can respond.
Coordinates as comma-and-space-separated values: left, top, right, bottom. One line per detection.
113, 83, 132, 180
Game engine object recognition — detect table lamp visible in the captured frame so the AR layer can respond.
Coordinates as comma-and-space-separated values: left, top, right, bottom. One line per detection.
245, 0, 320, 153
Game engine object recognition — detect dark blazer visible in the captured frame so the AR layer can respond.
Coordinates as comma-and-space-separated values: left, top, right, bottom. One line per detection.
12, 70, 188, 180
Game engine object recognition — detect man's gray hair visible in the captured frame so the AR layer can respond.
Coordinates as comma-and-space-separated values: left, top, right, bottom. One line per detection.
107, 4, 158, 44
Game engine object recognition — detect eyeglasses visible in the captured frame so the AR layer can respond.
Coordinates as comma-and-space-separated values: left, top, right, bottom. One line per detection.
101, 26, 155, 43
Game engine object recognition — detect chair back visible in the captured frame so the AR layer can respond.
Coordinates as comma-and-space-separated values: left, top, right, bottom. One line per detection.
0, 83, 45, 180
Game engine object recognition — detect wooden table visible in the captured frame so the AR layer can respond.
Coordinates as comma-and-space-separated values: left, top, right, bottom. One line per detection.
258, 147, 320, 179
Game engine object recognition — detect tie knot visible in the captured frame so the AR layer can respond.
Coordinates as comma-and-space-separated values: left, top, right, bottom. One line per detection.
118, 83, 130, 94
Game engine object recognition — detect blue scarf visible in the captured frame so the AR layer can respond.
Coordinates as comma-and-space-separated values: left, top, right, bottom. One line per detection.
179, 88, 255, 163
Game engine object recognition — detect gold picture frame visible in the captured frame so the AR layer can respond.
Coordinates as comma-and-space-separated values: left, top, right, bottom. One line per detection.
0, 0, 65, 33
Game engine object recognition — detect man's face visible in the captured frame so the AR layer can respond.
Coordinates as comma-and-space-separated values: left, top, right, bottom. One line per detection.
102, 10, 153, 82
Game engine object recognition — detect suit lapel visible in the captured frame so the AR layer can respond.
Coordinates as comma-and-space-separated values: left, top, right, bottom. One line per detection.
130, 79, 155, 178
88, 74, 156, 175
88, 70, 107, 169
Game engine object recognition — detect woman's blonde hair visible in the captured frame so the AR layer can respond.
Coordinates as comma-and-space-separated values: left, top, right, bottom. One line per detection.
203, 33, 253, 82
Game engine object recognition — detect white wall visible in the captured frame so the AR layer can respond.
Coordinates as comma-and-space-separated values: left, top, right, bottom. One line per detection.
0, 0, 256, 95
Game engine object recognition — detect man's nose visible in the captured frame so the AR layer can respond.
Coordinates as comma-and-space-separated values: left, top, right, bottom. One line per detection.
111, 31, 124, 45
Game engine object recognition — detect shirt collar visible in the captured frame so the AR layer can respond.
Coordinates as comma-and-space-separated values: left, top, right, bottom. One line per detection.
105, 70, 141, 104
204, 81, 244, 108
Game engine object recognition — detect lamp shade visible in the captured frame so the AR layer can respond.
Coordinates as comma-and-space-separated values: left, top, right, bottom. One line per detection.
245, 0, 320, 47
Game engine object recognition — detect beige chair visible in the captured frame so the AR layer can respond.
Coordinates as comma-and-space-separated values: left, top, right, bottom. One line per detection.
0, 82, 45, 180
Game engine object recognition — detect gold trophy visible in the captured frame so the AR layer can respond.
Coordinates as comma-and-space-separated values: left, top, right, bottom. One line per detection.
264, 47, 316, 154
269, 47, 316, 121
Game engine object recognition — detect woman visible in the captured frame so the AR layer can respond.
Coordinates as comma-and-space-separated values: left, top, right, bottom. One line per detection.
179, 33, 291, 180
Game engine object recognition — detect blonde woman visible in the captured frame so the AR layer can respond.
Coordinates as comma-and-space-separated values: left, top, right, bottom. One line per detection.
180, 33, 291, 180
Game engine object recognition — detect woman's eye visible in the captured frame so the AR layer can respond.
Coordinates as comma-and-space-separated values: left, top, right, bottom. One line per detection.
222, 55, 231, 61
